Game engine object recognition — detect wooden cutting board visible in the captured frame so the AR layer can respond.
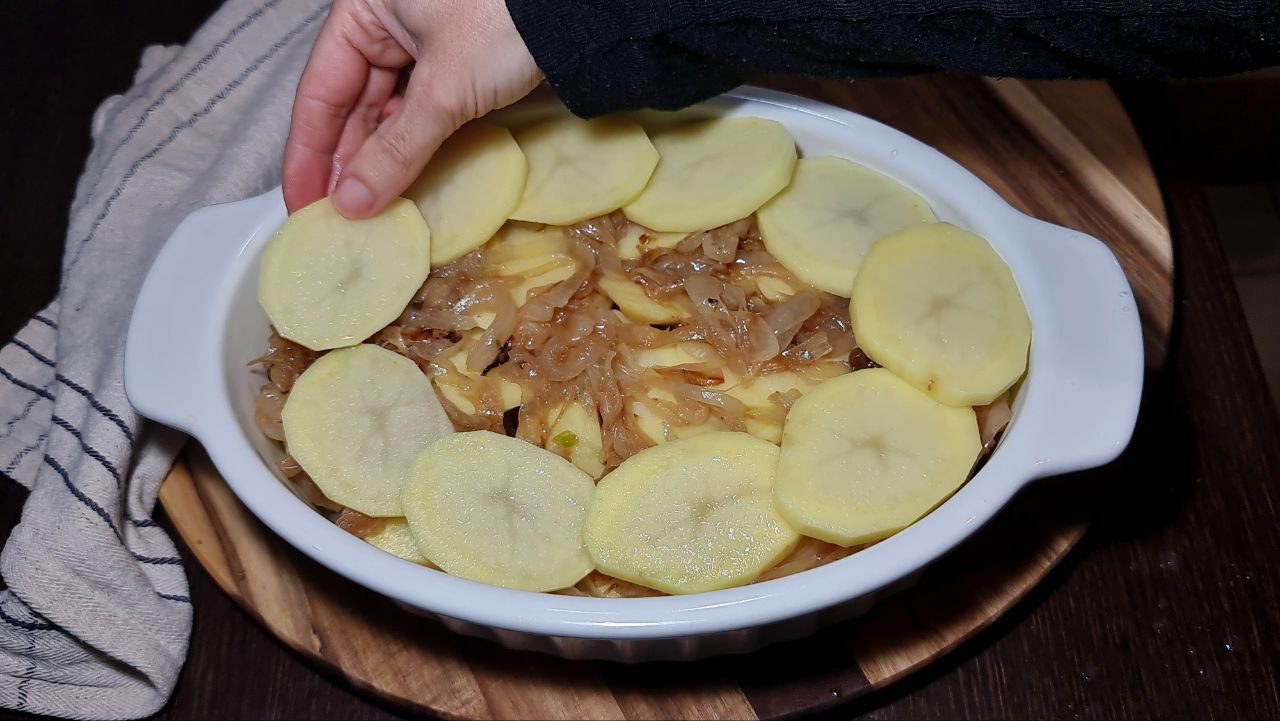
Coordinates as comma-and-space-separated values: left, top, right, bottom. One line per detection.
159, 76, 1173, 720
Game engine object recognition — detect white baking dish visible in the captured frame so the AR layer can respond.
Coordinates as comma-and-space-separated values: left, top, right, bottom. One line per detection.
124, 87, 1143, 661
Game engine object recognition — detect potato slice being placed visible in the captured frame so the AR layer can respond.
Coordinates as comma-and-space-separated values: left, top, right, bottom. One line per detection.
402, 431, 595, 592
774, 368, 981, 547
758, 156, 936, 296
850, 223, 1031, 406
407, 122, 528, 267
584, 432, 800, 594
283, 344, 453, 517
624, 118, 797, 232
510, 116, 658, 225
260, 197, 431, 351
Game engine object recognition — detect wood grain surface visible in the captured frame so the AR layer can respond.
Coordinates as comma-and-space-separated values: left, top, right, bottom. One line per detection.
149, 73, 1171, 720
2, 2, 1279, 720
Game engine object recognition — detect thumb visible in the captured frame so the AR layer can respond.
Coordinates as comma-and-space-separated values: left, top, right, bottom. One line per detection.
331, 85, 462, 218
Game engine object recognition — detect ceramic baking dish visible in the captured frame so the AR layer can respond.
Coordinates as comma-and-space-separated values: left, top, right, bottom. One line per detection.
124, 87, 1143, 661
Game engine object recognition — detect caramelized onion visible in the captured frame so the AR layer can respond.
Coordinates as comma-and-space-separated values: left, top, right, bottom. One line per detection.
764, 291, 822, 350
976, 393, 1013, 451
253, 385, 287, 441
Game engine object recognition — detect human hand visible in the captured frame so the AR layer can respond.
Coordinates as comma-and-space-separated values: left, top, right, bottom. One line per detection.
283, 0, 542, 217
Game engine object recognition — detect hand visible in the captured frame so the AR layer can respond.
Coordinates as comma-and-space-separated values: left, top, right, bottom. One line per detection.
283, 0, 542, 217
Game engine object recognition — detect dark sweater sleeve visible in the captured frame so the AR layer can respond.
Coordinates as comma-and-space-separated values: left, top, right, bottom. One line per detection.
505, 0, 1280, 116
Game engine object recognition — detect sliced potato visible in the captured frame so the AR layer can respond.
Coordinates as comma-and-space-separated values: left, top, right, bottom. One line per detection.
260, 197, 431, 351
755, 276, 797, 303
547, 401, 605, 478
407, 122, 528, 266
430, 331, 524, 415
631, 342, 716, 369
511, 116, 658, 224
850, 223, 1031, 406
629, 394, 729, 446
364, 518, 433, 566
719, 362, 850, 443
774, 368, 981, 546
598, 273, 690, 324
485, 222, 567, 271
720, 362, 849, 410
508, 263, 577, 306
584, 432, 799, 594
484, 223, 580, 307
283, 344, 453, 516
758, 156, 936, 296
616, 223, 689, 260
402, 431, 595, 591
624, 118, 797, 232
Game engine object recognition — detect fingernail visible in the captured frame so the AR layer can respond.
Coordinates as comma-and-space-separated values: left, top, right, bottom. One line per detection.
334, 177, 374, 216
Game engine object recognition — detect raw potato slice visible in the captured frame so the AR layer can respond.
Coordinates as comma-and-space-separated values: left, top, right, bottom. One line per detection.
283, 345, 453, 516
758, 156, 936, 296
402, 431, 595, 591
364, 518, 433, 566
850, 223, 1031, 406
616, 223, 689, 260
547, 401, 606, 478
584, 432, 799, 594
774, 368, 981, 546
624, 118, 797, 232
407, 122, 528, 266
598, 273, 690, 324
260, 198, 431, 351
510, 116, 659, 224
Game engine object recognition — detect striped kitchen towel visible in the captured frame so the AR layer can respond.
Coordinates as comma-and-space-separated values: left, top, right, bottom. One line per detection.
0, 1, 327, 718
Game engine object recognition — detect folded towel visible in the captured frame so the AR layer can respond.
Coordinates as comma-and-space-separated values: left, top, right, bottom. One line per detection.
0, 2, 326, 717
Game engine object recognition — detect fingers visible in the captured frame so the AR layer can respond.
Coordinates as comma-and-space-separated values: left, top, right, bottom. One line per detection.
330, 65, 401, 190
282, 15, 373, 213
331, 76, 463, 218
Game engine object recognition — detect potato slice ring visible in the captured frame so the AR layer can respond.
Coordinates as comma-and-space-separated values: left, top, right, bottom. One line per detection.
583, 432, 799, 594
282, 344, 453, 517
774, 368, 981, 547
510, 116, 658, 225
407, 122, 528, 267
758, 156, 936, 296
402, 431, 596, 592
624, 117, 797, 232
850, 223, 1031, 406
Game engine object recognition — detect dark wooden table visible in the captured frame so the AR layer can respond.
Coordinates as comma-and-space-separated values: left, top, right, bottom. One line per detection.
2, 3, 1278, 719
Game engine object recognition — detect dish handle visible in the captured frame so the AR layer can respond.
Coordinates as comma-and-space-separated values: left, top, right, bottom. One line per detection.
125, 188, 285, 434
1014, 217, 1145, 479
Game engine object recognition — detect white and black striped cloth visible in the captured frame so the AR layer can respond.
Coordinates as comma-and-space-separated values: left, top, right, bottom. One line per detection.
0, 2, 326, 717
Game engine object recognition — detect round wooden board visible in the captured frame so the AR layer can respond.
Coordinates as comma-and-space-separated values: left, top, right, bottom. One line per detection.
159, 76, 1172, 720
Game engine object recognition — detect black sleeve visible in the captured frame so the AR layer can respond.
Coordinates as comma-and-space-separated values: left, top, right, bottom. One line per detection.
505, 0, 1280, 116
